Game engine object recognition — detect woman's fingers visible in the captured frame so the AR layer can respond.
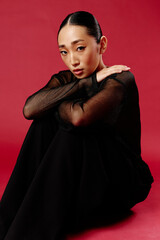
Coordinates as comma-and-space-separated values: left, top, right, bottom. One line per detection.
96, 65, 131, 82
105, 65, 130, 74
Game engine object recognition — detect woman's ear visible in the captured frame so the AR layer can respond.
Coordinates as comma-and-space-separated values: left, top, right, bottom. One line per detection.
99, 36, 108, 54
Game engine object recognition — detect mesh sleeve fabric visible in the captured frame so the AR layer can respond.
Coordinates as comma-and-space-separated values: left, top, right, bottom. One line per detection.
23, 70, 99, 120
58, 71, 135, 127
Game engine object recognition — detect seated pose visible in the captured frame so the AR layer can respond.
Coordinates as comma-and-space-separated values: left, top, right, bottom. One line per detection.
0, 11, 153, 240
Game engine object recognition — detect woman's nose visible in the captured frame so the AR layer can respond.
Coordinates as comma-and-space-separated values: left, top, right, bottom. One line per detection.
70, 53, 79, 67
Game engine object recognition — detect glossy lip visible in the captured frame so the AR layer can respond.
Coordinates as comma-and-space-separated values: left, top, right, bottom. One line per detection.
73, 69, 83, 75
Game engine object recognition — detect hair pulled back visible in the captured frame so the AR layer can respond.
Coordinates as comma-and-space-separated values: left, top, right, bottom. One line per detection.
58, 11, 102, 43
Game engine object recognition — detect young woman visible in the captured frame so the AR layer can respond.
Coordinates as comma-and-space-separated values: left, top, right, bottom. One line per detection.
0, 11, 153, 240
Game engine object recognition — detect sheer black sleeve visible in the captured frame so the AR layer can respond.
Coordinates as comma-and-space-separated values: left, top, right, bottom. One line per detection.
23, 70, 98, 120
58, 71, 135, 127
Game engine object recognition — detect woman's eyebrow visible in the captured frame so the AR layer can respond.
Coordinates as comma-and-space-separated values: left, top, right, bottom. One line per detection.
58, 39, 84, 48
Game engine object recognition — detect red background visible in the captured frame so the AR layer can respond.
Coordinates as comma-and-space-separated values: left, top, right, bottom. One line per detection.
0, 0, 160, 194
0, 1, 160, 239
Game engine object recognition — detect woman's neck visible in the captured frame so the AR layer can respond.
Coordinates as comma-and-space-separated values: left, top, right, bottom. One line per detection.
96, 59, 108, 71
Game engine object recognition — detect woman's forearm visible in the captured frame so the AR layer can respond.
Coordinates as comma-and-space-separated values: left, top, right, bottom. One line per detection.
58, 71, 134, 127
23, 80, 79, 119
23, 72, 97, 120
23, 67, 130, 120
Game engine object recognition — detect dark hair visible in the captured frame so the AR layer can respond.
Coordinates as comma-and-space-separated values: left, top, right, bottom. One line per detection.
58, 11, 103, 43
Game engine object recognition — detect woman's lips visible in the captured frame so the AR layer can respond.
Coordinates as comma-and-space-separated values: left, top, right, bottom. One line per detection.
73, 69, 83, 75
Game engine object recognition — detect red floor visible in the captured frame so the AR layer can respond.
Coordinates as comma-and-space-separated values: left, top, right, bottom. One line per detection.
0, 145, 159, 240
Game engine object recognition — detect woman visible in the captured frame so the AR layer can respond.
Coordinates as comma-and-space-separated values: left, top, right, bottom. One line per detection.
0, 11, 153, 240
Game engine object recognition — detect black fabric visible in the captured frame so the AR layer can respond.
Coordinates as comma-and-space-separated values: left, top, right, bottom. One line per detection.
0, 69, 153, 240
23, 70, 98, 120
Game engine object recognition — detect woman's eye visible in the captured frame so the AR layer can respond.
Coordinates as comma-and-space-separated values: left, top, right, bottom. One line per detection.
77, 46, 86, 51
60, 50, 67, 56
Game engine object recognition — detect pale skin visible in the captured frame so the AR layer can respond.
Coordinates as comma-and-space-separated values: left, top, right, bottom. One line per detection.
58, 24, 130, 126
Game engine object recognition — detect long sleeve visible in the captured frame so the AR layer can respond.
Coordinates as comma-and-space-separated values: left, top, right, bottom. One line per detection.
23, 70, 98, 120
58, 71, 135, 127
58, 70, 142, 154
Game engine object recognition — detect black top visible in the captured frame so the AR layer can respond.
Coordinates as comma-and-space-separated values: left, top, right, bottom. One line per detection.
23, 69, 141, 155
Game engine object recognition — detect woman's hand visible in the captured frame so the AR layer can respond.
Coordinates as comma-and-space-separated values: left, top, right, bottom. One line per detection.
96, 65, 130, 82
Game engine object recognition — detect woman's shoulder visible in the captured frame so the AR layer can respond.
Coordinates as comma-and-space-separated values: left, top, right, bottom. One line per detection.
108, 70, 136, 89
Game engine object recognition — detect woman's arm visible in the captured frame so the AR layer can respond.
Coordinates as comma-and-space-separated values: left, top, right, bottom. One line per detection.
23, 66, 130, 120
23, 70, 96, 119
58, 71, 134, 127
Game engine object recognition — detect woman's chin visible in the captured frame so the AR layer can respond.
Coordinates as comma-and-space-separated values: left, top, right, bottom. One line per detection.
74, 72, 94, 79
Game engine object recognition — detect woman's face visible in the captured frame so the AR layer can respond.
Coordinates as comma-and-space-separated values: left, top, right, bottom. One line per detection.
58, 24, 104, 79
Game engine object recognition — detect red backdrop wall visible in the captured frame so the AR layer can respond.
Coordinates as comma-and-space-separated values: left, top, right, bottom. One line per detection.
0, 0, 160, 176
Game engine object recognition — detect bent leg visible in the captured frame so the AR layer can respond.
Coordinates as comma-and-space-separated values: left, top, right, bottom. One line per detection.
1, 128, 80, 240
0, 112, 59, 240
